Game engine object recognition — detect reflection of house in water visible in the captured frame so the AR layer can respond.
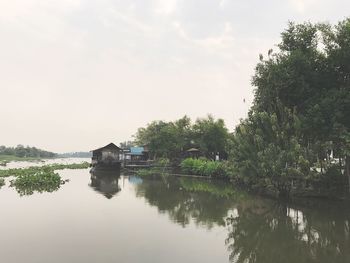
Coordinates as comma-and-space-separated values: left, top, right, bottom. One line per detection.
91, 143, 122, 170
89, 170, 121, 199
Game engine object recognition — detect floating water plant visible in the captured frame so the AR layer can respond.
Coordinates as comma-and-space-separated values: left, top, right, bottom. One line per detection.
0, 178, 4, 188
0, 162, 90, 178
0, 162, 90, 195
10, 171, 61, 196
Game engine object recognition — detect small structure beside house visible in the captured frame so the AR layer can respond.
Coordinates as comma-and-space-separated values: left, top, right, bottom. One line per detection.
125, 147, 148, 161
124, 146, 151, 168
186, 148, 201, 159
91, 143, 122, 170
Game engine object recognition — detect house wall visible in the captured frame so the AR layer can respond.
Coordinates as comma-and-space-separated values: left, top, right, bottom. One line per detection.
101, 150, 120, 164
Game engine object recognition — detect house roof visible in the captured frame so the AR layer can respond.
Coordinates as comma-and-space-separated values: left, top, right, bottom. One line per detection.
187, 148, 200, 152
91, 143, 121, 153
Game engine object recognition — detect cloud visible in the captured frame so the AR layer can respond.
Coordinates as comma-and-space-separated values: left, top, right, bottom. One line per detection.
289, 0, 316, 13
154, 0, 178, 15
106, 8, 153, 34
172, 20, 235, 59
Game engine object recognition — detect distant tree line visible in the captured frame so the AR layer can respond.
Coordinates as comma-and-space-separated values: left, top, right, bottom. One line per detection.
0, 145, 57, 158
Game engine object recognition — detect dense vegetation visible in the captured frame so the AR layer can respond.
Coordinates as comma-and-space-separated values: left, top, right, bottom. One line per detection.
135, 115, 229, 161
230, 19, 350, 197
0, 145, 57, 162
180, 158, 227, 178
133, 19, 350, 198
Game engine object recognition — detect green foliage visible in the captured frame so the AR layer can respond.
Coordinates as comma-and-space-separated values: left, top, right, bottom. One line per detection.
0, 162, 89, 195
0, 178, 4, 188
0, 162, 90, 178
10, 170, 61, 196
231, 107, 308, 195
231, 18, 350, 197
134, 115, 229, 161
0, 145, 57, 159
180, 158, 227, 178
192, 115, 229, 159
135, 116, 192, 160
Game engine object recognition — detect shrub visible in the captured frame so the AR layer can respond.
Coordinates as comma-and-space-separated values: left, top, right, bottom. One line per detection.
180, 158, 228, 178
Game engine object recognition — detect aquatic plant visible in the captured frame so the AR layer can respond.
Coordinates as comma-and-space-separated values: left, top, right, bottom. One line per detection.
0, 162, 90, 195
0, 178, 4, 188
10, 170, 61, 196
0, 162, 90, 178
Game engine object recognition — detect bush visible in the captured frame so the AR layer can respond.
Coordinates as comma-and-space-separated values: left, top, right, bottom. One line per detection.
180, 158, 229, 178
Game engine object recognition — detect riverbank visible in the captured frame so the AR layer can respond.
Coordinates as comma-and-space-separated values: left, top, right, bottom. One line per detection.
131, 164, 350, 203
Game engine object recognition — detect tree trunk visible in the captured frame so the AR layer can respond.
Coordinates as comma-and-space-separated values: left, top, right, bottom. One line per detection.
346, 155, 350, 193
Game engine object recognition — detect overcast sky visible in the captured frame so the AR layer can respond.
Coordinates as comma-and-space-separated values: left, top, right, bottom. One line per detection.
0, 0, 349, 152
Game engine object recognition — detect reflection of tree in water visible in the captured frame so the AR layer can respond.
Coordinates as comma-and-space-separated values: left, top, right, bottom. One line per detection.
135, 177, 241, 228
226, 198, 350, 263
89, 170, 121, 199
135, 176, 350, 262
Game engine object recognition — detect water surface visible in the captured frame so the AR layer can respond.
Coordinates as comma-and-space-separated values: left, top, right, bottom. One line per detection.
0, 162, 349, 263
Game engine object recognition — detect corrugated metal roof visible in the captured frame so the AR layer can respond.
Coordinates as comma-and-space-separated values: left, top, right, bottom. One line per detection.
91, 143, 121, 153
130, 147, 144, 155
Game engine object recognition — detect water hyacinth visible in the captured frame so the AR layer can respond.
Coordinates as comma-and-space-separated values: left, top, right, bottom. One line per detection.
0, 162, 90, 195
0, 162, 90, 178
10, 171, 61, 196
0, 178, 4, 188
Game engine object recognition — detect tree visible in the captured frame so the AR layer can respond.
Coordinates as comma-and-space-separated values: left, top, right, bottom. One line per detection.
134, 115, 229, 161
192, 115, 229, 160
236, 18, 350, 195
231, 106, 309, 197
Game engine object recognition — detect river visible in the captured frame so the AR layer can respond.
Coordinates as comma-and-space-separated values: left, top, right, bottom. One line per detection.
0, 159, 349, 263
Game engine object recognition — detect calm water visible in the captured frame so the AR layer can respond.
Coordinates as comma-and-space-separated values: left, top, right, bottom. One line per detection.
0, 160, 350, 263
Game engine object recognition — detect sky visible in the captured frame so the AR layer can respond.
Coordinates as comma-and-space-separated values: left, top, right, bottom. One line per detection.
0, 0, 349, 152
